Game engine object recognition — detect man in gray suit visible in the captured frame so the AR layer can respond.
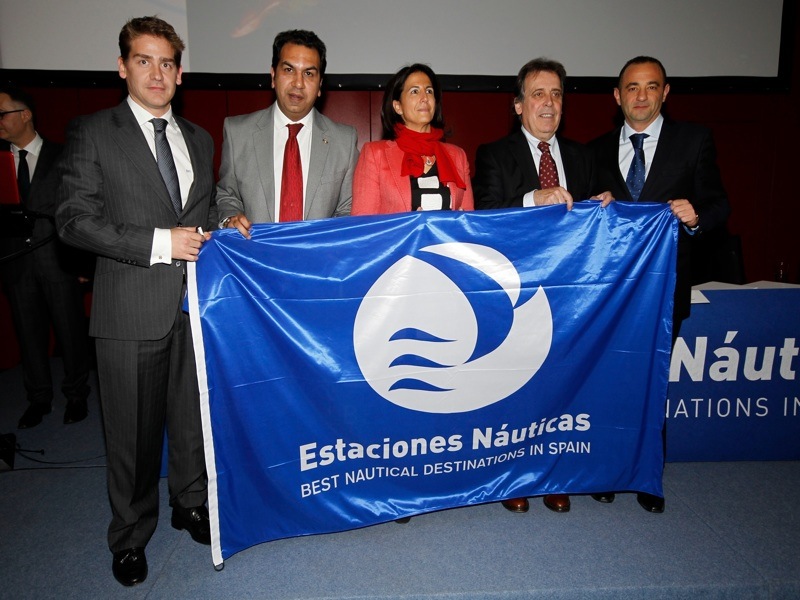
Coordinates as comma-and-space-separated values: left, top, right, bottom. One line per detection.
56, 17, 215, 587
216, 29, 358, 236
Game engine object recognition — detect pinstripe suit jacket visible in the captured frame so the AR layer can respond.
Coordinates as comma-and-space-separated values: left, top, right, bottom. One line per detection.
56, 101, 216, 341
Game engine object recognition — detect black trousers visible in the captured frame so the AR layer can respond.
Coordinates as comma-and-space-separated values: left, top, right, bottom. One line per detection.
96, 306, 207, 552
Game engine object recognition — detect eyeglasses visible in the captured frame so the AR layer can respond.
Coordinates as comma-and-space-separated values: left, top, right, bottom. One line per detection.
0, 109, 26, 119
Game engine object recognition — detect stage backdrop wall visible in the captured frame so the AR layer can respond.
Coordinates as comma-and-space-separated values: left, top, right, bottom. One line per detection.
1, 7, 799, 366
6, 81, 799, 288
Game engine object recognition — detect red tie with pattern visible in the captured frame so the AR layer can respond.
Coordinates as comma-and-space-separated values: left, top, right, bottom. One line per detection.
537, 141, 560, 188
280, 123, 304, 222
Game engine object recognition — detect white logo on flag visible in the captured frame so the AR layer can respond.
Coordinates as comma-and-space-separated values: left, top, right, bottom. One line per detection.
353, 243, 552, 413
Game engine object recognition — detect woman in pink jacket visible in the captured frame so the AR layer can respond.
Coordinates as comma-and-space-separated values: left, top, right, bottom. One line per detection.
352, 64, 474, 215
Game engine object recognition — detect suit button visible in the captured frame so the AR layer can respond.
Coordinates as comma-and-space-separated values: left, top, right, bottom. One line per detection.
175, 261, 182, 267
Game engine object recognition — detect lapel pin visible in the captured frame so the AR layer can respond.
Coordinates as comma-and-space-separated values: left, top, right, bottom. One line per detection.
322, 137, 329, 144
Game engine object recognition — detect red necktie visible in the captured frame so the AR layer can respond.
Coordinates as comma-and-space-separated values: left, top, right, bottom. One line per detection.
280, 123, 304, 222
537, 141, 560, 188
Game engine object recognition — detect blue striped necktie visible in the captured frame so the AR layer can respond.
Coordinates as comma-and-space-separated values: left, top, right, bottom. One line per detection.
151, 118, 182, 217
625, 133, 648, 202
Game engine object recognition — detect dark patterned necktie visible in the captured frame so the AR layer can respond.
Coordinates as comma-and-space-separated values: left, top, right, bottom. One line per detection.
150, 118, 182, 217
17, 149, 31, 204
280, 123, 304, 222
625, 133, 649, 202
537, 141, 559, 188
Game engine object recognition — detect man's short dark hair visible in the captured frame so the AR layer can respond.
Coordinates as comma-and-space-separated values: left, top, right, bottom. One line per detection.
380, 63, 444, 140
617, 56, 668, 88
515, 58, 567, 104
0, 83, 35, 116
119, 16, 185, 67
272, 30, 327, 79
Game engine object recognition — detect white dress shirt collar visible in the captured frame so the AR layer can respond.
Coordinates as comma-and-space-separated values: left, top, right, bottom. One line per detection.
520, 126, 561, 157
621, 113, 664, 143
273, 105, 314, 130
126, 96, 176, 128
12, 132, 43, 177
11, 132, 43, 157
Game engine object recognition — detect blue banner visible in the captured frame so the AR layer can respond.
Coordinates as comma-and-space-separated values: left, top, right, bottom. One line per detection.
667, 286, 800, 461
187, 202, 678, 566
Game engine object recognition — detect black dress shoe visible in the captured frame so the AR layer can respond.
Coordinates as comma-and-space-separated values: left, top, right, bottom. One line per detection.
591, 493, 616, 503
501, 497, 529, 513
637, 492, 665, 513
17, 403, 52, 429
543, 494, 571, 513
63, 399, 88, 424
394, 517, 411, 524
112, 547, 147, 587
172, 505, 211, 545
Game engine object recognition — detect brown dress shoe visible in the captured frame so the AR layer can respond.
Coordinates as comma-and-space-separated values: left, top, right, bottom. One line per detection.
501, 497, 529, 513
543, 494, 570, 512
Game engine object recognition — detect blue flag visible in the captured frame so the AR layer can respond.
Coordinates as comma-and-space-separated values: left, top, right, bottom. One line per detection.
187, 202, 677, 566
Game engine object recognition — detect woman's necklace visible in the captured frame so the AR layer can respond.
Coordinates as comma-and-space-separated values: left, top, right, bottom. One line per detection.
423, 155, 434, 167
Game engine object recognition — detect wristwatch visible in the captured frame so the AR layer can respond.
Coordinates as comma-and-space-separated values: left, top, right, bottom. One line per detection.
220, 216, 232, 228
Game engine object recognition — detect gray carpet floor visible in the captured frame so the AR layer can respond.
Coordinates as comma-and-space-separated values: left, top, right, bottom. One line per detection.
1, 361, 798, 599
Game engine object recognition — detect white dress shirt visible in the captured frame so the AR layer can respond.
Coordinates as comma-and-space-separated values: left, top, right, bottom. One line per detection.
618, 113, 664, 181
11, 133, 43, 180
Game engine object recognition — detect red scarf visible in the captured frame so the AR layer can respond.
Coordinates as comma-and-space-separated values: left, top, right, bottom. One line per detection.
393, 124, 466, 189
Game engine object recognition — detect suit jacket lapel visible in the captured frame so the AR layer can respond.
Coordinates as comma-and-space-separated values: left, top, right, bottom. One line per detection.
305, 109, 329, 218
31, 140, 57, 186
253, 105, 276, 222
110, 103, 174, 214
386, 143, 411, 203
26, 140, 58, 210
641, 119, 675, 202
605, 127, 631, 201
176, 116, 202, 215
558, 136, 578, 191
509, 129, 540, 189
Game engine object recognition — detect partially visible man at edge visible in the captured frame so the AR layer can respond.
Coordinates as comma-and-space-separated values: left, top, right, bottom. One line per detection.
0, 84, 92, 429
